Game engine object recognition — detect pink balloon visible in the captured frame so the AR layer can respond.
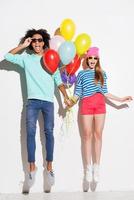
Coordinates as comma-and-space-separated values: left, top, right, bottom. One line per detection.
49, 35, 65, 51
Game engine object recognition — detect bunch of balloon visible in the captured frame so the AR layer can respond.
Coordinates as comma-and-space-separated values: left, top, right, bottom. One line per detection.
43, 28, 65, 74
59, 18, 76, 66
43, 18, 92, 85
43, 18, 77, 76
58, 18, 78, 87
65, 32, 92, 83
60, 54, 81, 87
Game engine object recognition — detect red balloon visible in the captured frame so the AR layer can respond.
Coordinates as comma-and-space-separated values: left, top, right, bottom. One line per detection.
43, 49, 60, 74
66, 54, 81, 75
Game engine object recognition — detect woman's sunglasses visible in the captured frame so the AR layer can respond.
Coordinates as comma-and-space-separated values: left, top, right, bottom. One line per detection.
31, 38, 43, 43
88, 56, 98, 60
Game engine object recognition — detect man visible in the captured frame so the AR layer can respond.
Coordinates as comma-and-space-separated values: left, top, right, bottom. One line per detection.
4, 29, 70, 193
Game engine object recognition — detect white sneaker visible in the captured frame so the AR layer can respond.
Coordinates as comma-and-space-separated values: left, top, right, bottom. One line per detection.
84, 165, 93, 183
44, 169, 55, 187
43, 169, 51, 193
27, 167, 37, 188
22, 176, 30, 194
93, 164, 100, 182
83, 179, 89, 192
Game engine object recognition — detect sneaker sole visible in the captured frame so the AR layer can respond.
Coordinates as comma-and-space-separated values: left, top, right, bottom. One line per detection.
44, 190, 51, 193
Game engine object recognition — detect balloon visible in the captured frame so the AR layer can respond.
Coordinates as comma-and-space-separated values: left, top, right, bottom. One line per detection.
61, 71, 76, 86
49, 35, 65, 51
54, 27, 61, 36
74, 33, 92, 55
66, 54, 81, 75
58, 61, 64, 68
58, 41, 76, 65
60, 18, 76, 40
43, 49, 60, 74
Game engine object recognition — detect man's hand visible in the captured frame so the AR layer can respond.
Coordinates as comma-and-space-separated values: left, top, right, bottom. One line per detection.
64, 98, 72, 107
64, 96, 78, 109
20, 37, 32, 48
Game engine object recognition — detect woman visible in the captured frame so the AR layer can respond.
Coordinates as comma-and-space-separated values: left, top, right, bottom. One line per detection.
70, 47, 132, 192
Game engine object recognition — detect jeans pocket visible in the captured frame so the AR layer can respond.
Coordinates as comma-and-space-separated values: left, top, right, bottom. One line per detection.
26, 99, 36, 106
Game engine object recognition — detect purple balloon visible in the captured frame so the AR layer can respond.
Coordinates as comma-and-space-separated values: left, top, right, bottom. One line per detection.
61, 71, 76, 86
69, 74, 77, 84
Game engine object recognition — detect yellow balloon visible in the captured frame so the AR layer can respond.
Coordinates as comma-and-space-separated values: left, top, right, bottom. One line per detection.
74, 33, 92, 55
60, 18, 76, 40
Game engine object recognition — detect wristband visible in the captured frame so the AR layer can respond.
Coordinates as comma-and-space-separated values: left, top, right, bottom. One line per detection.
70, 96, 78, 104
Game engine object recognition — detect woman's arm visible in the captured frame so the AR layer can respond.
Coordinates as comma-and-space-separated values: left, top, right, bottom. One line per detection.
105, 93, 133, 102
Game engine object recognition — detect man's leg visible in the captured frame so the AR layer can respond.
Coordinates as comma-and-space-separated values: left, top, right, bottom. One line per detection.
26, 99, 40, 171
42, 101, 55, 188
42, 101, 54, 171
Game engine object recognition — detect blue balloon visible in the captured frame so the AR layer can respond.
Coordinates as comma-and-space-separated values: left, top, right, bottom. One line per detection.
58, 41, 76, 65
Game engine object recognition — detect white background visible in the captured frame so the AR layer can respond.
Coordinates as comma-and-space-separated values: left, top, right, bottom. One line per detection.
0, 0, 134, 193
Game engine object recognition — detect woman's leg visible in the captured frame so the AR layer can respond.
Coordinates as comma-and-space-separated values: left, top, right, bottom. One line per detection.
94, 114, 106, 164
79, 114, 94, 190
79, 114, 94, 168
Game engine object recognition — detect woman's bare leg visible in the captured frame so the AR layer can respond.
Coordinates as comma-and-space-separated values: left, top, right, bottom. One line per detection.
94, 114, 106, 164
79, 115, 94, 167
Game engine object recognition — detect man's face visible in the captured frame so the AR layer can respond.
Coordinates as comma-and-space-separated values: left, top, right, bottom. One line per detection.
31, 34, 44, 54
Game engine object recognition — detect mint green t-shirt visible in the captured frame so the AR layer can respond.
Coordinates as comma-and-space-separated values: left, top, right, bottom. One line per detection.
4, 52, 63, 102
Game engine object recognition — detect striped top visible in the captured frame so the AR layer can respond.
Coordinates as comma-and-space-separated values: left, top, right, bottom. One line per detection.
74, 69, 108, 99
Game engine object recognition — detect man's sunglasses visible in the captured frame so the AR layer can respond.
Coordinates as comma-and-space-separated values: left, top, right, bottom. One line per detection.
31, 38, 43, 43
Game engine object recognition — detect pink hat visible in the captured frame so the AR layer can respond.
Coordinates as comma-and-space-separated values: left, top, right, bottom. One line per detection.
86, 47, 99, 58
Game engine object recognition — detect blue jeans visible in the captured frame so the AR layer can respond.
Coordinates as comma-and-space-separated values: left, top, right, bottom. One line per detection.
26, 99, 54, 163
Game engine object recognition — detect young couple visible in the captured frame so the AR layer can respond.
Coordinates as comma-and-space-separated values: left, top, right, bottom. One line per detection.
4, 29, 132, 193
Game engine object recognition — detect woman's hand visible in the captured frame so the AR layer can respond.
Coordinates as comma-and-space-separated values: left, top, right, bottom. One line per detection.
120, 96, 133, 102
105, 93, 133, 103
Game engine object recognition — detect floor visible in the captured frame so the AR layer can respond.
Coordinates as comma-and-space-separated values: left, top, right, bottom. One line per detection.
0, 192, 134, 200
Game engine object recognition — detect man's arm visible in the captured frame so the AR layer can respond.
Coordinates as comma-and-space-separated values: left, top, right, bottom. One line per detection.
9, 37, 32, 54
58, 84, 71, 106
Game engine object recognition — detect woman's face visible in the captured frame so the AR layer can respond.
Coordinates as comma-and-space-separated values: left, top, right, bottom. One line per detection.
87, 56, 98, 69
31, 34, 45, 54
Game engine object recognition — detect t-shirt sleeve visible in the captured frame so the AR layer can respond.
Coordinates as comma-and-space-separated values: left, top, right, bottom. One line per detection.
74, 72, 82, 98
52, 68, 63, 86
102, 71, 108, 94
4, 53, 25, 68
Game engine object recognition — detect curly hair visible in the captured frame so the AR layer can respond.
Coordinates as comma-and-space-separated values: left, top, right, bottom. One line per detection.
21, 29, 50, 50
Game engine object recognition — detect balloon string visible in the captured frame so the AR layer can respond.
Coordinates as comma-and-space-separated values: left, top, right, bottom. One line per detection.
66, 75, 74, 121
60, 72, 74, 136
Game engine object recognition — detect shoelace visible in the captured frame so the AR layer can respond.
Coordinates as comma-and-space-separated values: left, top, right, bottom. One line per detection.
29, 173, 32, 180
49, 171, 54, 177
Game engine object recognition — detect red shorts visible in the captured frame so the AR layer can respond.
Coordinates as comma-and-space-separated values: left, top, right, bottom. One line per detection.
79, 93, 106, 115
